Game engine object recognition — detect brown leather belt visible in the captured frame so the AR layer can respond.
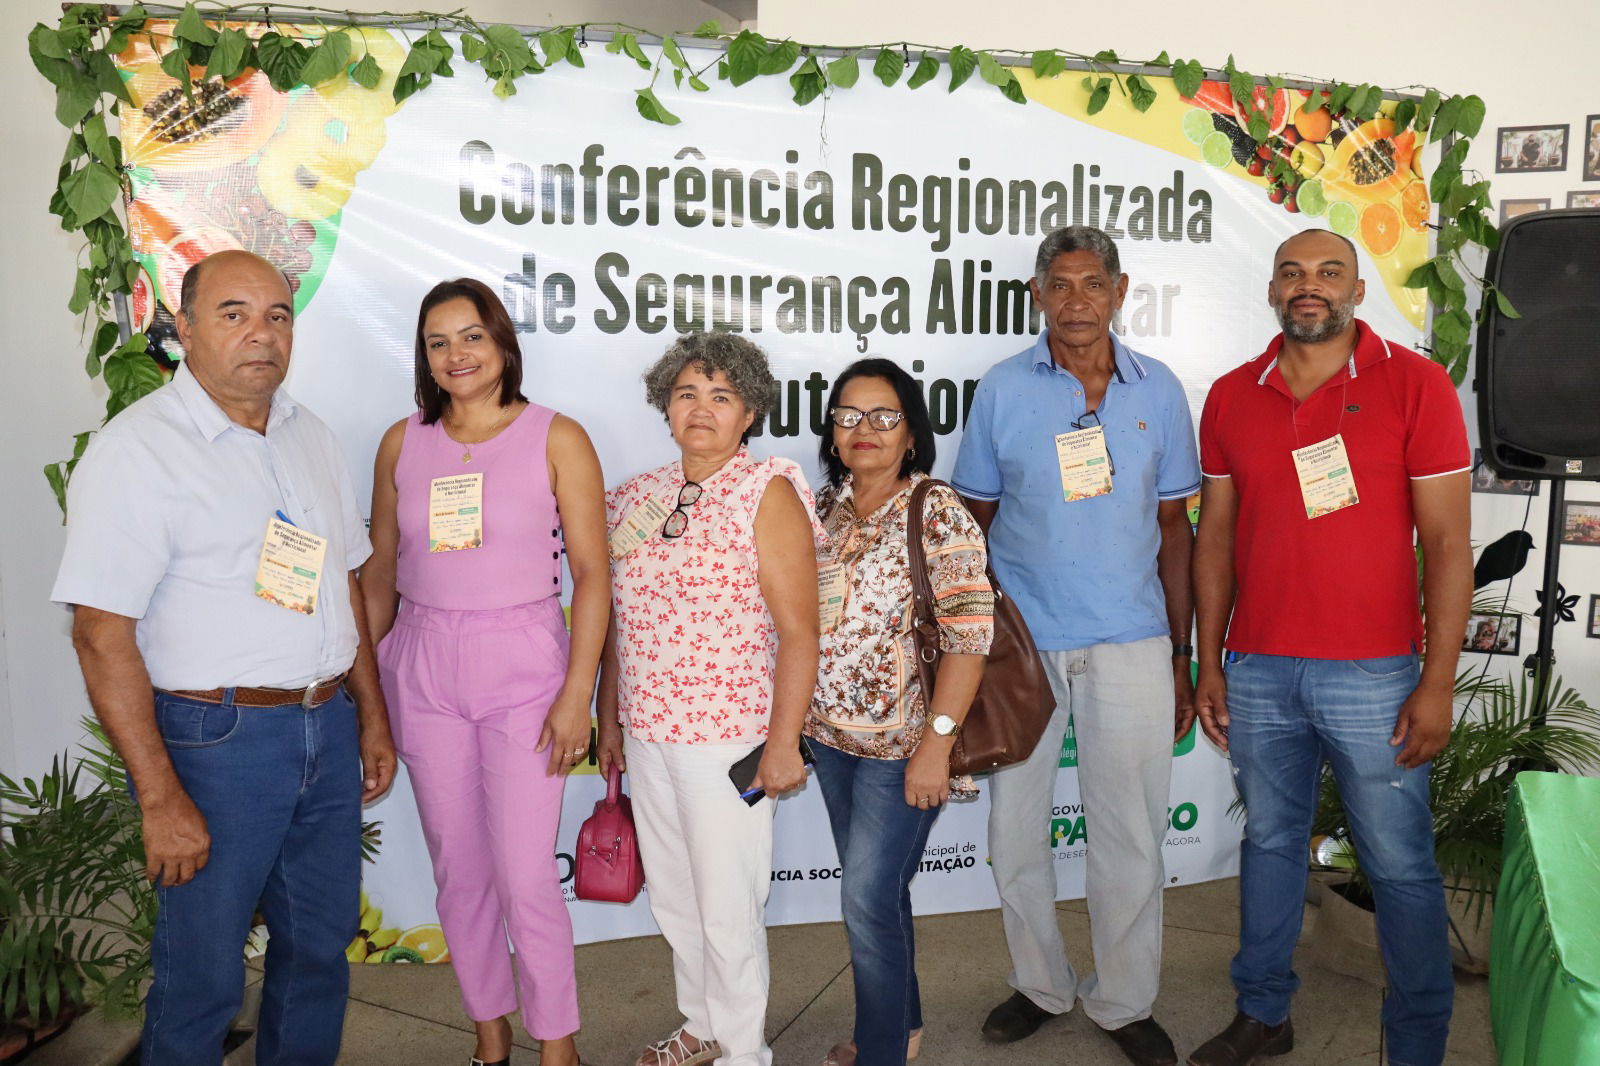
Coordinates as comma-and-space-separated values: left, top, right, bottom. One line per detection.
164, 673, 348, 710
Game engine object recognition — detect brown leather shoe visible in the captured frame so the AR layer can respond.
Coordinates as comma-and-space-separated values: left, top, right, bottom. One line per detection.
981, 991, 1058, 1043
1186, 1012, 1294, 1066
1101, 1017, 1179, 1066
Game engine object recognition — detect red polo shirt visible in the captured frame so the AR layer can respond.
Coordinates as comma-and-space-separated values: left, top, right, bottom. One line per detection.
1199, 320, 1470, 659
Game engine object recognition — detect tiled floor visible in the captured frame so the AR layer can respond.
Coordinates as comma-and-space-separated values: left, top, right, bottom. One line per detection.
320, 877, 1493, 1065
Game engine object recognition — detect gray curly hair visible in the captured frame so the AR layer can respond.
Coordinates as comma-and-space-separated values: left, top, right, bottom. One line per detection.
642, 332, 778, 439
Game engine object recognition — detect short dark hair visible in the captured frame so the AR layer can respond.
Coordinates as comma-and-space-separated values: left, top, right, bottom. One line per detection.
818, 357, 936, 489
413, 278, 528, 424
1034, 225, 1122, 283
642, 332, 778, 444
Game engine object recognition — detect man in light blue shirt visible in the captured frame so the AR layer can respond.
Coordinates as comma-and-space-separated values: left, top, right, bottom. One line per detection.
953, 226, 1199, 1066
52, 250, 395, 1066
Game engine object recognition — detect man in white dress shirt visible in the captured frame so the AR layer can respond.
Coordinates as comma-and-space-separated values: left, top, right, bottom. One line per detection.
52, 250, 394, 1066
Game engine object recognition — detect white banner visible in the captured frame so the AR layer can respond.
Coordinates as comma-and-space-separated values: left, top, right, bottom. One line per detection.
122, 30, 1431, 950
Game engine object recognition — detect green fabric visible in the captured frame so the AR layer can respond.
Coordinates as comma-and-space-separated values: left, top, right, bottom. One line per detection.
1490, 771, 1600, 1065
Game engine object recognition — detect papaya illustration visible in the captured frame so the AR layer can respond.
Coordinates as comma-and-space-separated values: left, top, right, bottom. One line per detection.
118, 31, 287, 173
1319, 118, 1417, 203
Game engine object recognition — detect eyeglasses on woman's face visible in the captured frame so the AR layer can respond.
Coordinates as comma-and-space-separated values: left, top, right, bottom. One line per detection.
829, 406, 905, 431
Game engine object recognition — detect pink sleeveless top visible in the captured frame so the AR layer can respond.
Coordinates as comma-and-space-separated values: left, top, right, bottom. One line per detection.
394, 404, 563, 610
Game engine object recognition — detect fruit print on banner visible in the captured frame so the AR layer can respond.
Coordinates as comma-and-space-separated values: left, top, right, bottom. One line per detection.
1019, 69, 1430, 330
115, 21, 401, 372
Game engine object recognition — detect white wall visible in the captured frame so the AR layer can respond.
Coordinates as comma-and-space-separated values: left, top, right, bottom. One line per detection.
4, 0, 1598, 777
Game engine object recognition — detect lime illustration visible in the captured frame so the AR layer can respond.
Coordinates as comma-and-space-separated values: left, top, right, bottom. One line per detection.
1297, 179, 1328, 218
1201, 131, 1234, 169
1182, 108, 1215, 145
1327, 200, 1359, 236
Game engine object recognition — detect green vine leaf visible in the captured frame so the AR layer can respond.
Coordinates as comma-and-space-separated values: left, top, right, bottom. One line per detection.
1303, 88, 1327, 113
68, 268, 92, 314
1246, 111, 1269, 142
205, 27, 251, 83
1494, 290, 1521, 320
1431, 94, 1462, 143
158, 42, 191, 86
906, 53, 938, 90
791, 55, 825, 105
538, 28, 574, 67
257, 33, 309, 92
1093, 49, 1119, 65
1127, 74, 1157, 113
300, 30, 352, 88
349, 52, 381, 89
873, 48, 903, 87
1227, 69, 1253, 109
1403, 261, 1435, 290
621, 33, 651, 69
1171, 59, 1203, 98
662, 37, 687, 70
692, 20, 722, 38
726, 30, 765, 86
1434, 256, 1467, 293
976, 51, 1008, 87
44, 431, 94, 519
826, 52, 859, 89
946, 46, 977, 92
1392, 98, 1417, 132
30, 24, 68, 61
82, 114, 118, 170
1031, 49, 1066, 80
760, 39, 801, 76
173, 3, 217, 47
54, 70, 99, 130
999, 77, 1027, 105
461, 34, 487, 62
86, 321, 120, 380
102, 343, 163, 409
689, 72, 709, 92
1085, 75, 1112, 115
487, 24, 535, 74
1151, 50, 1170, 66
60, 163, 120, 228
1416, 87, 1440, 133
1455, 94, 1486, 138
634, 86, 681, 125
1437, 222, 1467, 255
1327, 82, 1354, 115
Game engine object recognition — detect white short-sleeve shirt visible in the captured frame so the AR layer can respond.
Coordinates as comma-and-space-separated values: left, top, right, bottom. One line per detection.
51, 364, 372, 689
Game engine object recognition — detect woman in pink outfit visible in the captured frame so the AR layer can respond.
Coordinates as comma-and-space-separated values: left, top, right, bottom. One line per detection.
362, 278, 609, 1066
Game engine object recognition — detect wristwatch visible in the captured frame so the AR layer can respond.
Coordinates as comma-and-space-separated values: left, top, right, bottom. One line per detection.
1172, 643, 1194, 658
930, 714, 960, 737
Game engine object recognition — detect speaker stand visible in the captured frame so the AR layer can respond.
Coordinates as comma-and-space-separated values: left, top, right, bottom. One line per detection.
1520, 478, 1565, 749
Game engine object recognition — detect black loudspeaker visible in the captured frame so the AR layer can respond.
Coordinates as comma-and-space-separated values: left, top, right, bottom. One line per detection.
1475, 208, 1600, 479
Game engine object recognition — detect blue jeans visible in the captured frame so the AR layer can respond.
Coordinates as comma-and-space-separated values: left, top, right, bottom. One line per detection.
140, 688, 362, 1066
811, 743, 941, 1066
1226, 653, 1452, 1066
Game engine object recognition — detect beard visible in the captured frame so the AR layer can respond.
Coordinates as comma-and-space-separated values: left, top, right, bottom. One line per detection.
1277, 296, 1356, 343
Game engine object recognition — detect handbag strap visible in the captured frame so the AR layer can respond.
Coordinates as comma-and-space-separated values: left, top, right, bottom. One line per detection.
904, 478, 944, 705
604, 762, 622, 805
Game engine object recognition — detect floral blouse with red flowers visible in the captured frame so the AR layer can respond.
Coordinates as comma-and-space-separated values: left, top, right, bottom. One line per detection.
607, 450, 823, 744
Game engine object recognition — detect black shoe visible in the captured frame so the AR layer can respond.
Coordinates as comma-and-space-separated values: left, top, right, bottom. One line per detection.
981, 991, 1058, 1043
1102, 1017, 1179, 1066
1186, 1011, 1294, 1066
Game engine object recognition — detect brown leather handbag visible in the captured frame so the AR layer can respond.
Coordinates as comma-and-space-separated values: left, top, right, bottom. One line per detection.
905, 479, 1056, 775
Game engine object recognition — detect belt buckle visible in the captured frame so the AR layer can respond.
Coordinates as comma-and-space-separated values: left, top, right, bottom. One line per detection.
300, 676, 334, 710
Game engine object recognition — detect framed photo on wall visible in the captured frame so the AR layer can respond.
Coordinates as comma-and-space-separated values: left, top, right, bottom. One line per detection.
1471, 449, 1539, 495
1570, 190, 1600, 208
1463, 613, 1521, 655
1500, 198, 1550, 223
1496, 124, 1569, 173
1560, 501, 1600, 546
1584, 115, 1600, 181
1589, 595, 1600, 639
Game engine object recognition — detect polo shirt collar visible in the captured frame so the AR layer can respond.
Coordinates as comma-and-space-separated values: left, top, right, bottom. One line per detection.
1029, 329, 1147, 384
1253, 318, 1391, 391
172, 360, 297, 442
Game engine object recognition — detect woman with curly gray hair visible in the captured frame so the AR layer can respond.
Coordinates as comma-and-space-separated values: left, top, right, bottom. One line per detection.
597, 332, 823, 1066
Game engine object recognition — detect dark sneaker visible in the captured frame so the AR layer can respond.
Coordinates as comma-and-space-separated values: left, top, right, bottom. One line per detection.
980, 991, 1058, 1043
1186, 1012, 1294, 1066
1102, 1017, 1179, 1066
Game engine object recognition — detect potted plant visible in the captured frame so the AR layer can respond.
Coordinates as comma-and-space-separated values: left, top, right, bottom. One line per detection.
1308, 670, 1600, 978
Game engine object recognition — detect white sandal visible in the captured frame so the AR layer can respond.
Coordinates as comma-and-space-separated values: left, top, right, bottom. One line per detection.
636, 1026, 722, 1066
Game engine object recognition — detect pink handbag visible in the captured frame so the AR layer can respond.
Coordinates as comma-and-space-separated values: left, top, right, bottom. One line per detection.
573, 765, 645, 903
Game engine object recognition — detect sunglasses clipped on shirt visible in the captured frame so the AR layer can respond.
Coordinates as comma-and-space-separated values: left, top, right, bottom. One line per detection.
1069, 407, 1116, 476
661, 480, 703, 539
829, 406, 905, 431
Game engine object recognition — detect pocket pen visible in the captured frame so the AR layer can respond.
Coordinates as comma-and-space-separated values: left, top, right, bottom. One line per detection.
275, 510, 295, 526
1223, 650, 1240, 674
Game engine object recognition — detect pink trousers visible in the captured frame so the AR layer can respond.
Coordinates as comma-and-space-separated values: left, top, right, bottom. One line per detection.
377, 598, 579, 1039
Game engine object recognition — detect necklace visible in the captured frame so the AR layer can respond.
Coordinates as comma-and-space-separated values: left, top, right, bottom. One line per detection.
445, 406, 513, 464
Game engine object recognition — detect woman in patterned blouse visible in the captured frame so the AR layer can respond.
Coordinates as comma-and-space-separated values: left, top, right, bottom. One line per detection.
596, 332, 823, 1066
806, 358, 995, 1066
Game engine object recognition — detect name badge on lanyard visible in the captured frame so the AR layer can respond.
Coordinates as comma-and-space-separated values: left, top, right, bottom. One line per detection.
1292, 433, 1360, 519
1054, 425, 1114, 502
817, 562, 848, 632
608, 496, 672, 560
429, 473, 485, 552
255, 517, 329, 614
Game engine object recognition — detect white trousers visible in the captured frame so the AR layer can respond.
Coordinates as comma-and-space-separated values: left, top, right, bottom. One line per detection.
626, 734, 775, 1066
986, 636, 1175, 1028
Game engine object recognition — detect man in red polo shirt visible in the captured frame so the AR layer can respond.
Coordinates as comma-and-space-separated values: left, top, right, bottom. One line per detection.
1187, 229, 1471, 1066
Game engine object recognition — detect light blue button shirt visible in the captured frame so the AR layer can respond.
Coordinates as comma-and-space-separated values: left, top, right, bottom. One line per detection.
951, 331, 1200, 651
52, 364, 371, 689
